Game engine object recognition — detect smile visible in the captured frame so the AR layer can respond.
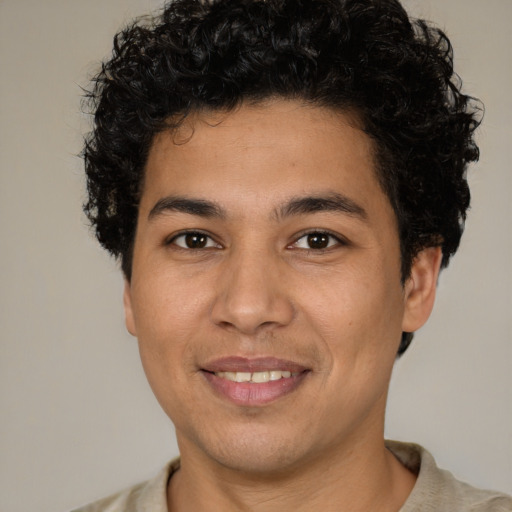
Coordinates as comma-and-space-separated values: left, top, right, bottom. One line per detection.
202, 357, 309, 406
214, 370, 300, 383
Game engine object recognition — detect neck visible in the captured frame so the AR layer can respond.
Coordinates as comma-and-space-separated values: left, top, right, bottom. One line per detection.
167, 434, 416, 512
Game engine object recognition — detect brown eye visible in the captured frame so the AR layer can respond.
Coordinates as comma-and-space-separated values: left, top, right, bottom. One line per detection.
171, 232, 219, 249
293, 231, 341, 250
307, 233, 330, 249
185, 233, 207, 248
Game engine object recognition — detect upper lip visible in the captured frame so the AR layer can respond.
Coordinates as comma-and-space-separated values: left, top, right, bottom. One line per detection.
202, 356, 309, 373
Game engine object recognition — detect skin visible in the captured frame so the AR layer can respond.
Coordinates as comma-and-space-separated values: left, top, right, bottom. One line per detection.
124, 99, 441, 511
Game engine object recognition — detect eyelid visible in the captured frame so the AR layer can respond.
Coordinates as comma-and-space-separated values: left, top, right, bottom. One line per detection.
290, 229, 348, 250
164, 228, 347, 251
165, 229, 222, 249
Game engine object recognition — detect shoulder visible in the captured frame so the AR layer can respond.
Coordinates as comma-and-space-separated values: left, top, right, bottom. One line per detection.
386, 441, 512, 512
70, 459, 179, 512
69, 481, 146, 512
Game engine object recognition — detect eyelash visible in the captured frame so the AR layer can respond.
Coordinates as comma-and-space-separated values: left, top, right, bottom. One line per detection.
166, 229, 347, 252
166, 230, 221, 250
290, 230, 347, 252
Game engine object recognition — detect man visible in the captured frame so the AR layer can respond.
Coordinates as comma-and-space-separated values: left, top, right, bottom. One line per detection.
75, 0, 512, 510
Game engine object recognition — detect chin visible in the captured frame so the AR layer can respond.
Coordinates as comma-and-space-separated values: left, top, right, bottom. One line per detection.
210, 446, 307, 476
186, 423, 317, 476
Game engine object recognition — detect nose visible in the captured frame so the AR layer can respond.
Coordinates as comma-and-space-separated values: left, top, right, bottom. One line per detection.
211, 247, 295, 335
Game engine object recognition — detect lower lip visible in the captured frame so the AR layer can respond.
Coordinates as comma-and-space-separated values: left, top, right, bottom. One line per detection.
202, 371, 308, 406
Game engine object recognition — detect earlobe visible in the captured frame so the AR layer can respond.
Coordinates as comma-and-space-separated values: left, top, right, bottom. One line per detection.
402, 246, 443, 333
123, 280, 137, 336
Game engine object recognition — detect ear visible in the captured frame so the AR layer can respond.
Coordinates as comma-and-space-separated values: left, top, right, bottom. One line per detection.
402, 246, 443, 333
123, 279, 137, 336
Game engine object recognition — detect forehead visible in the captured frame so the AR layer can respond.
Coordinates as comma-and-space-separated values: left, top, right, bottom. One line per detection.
141, 99, 388, 221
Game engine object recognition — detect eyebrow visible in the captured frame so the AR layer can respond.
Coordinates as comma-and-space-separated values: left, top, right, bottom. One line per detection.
277, 193, 367, 221
148, 192, 367, 222
148, 196, 225, 220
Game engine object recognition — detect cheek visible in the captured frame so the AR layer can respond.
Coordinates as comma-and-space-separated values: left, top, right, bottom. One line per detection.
298, 260, 404, 361
129, 270, 210, 385
132, 278, 202, 418
132, 265, 210, 332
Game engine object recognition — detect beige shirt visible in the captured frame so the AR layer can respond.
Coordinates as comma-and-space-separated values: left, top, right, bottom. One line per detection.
71, 441, 512, 511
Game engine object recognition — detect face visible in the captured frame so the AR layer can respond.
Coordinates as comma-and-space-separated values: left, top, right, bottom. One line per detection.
124, 99, 439, 475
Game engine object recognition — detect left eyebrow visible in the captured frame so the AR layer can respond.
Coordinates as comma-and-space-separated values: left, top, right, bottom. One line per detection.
276, 193, 368, 221
148, 196, 226, 220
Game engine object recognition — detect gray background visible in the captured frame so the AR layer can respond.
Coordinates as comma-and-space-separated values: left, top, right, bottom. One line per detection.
1, 1, 511, 511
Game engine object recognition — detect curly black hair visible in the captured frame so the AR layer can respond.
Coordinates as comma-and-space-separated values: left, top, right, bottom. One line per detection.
83, 0, 482, 355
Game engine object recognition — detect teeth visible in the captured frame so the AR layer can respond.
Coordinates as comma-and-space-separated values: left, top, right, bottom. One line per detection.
215, 370, 296, 382
251, 371, 269, 383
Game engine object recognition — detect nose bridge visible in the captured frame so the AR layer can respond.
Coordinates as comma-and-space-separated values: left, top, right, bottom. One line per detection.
211, 240, 294, 334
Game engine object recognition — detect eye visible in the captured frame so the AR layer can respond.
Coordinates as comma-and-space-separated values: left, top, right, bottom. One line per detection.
293, 231, 342, 250
169, 232, 220, 249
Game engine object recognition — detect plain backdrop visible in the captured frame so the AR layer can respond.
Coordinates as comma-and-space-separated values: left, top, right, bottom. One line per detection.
0, 1, 511, 511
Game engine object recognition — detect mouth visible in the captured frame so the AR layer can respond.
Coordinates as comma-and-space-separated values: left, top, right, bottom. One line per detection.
201, 357, 310, 406
212, 369, 301, 383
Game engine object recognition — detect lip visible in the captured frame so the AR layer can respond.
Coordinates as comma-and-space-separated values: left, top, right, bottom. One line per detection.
202, 356, 308, 373
201, 357, 310, 406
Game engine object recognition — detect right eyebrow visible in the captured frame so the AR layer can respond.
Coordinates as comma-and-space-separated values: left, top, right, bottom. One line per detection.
148, 196, 226, 220
277, 192, 368, 221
